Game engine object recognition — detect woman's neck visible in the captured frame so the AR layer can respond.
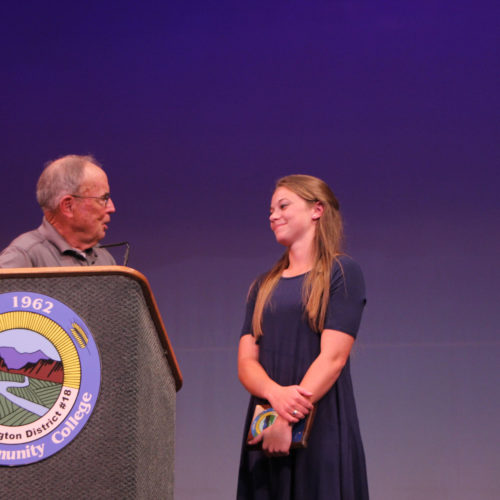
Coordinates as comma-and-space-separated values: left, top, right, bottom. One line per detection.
283, 243, 315, 277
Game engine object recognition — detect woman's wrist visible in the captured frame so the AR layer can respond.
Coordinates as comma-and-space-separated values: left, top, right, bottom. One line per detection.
275, 415, 293, 428
265, 383, 280, 408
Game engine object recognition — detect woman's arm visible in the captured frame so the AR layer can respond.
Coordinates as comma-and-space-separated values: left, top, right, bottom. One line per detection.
239, 333, 313, 455
299, 329, 355, 402
238, 334, 313, 423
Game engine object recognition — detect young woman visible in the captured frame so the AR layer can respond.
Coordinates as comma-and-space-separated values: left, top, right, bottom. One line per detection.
237, 175, 369, 499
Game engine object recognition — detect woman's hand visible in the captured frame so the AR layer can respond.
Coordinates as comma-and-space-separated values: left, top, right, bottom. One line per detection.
267, 385, 313, 423
247, 416, 293, 456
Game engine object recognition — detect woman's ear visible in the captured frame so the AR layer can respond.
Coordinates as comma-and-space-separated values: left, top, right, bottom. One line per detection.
312, 201, 324, 220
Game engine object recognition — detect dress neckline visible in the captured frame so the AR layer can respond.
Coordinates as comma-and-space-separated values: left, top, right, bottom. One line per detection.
280, 271, 308, 280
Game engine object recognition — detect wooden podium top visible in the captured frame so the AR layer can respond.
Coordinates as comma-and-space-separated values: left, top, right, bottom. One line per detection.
0, 265, 183, 391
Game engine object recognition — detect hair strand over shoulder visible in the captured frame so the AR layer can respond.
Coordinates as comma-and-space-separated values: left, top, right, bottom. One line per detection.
251, 175, 344, 338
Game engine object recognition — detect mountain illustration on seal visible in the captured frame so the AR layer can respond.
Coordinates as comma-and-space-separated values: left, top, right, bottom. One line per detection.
0, 346, 63, 384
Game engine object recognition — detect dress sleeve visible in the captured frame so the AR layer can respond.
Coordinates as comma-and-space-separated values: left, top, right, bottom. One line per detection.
324, 256, 367, 338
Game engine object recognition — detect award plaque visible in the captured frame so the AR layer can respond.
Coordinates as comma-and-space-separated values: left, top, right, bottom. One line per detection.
246, 402, 316, 450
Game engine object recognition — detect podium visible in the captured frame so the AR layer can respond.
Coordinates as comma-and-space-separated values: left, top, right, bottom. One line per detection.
0, 266, 182, 499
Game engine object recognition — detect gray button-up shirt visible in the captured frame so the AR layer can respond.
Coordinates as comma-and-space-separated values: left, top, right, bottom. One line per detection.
0, 218, 116, 268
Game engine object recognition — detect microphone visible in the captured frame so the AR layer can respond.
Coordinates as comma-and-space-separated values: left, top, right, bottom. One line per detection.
99, 241, 130, 266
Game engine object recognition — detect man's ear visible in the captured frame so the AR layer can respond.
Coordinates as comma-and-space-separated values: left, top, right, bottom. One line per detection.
59, 195, 74, 217
312, 201, 324, 220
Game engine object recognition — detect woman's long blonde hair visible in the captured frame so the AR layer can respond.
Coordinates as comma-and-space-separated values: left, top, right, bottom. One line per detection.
251, 174, 344, 338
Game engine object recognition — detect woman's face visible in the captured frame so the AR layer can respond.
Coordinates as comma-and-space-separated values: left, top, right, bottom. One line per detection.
269, 187, 321, 247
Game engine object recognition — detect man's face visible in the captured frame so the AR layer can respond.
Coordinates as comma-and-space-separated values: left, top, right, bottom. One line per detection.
70, 164, 116, 249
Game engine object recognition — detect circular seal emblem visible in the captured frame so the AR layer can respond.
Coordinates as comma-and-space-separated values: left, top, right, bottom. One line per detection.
0, 292, 101, 466
250, 407, 277, 439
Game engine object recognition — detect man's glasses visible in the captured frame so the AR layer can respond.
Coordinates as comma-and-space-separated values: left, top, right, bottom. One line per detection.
71, 193, 111, 207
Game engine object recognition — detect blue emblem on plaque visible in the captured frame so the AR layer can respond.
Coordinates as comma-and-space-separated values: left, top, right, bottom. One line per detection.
0, 292, 101, 466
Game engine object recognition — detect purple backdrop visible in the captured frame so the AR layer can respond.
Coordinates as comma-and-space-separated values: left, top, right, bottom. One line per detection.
1, 2, 498, 498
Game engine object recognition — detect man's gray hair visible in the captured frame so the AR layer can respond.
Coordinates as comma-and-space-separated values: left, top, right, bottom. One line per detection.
36, 154, 102, 211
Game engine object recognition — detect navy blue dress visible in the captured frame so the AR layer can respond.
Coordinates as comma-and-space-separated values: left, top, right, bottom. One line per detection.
237, 256, 369, 500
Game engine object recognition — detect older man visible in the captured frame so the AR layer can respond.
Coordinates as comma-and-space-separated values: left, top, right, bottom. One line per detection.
0, 155, 116, 267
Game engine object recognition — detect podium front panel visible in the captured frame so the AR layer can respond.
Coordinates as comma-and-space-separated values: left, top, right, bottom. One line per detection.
0, 273, 177, 499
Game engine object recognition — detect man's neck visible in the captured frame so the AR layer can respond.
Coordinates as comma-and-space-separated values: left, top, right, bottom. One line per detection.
44, 212, 93, 251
